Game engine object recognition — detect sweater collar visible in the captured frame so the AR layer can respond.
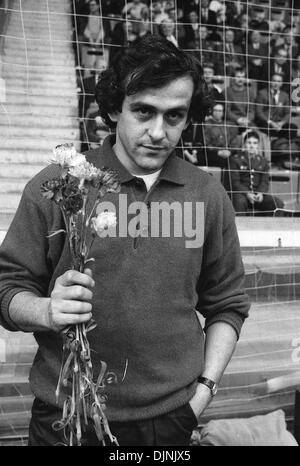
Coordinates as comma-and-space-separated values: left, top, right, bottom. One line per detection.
96, 135, 185, 186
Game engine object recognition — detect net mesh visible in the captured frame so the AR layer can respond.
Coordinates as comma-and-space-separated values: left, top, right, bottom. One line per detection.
0, 0, 300, 445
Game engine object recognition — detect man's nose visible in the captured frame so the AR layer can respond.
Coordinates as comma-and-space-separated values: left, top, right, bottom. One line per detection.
148, 115, 166, 141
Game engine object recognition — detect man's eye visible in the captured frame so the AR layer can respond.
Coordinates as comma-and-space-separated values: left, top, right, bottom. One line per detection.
166, 112, 184, 124
136, 108, 152, 119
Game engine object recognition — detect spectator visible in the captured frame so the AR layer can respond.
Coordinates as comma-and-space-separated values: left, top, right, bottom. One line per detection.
202, 62, 224, 104
272, 25, 299, 60
158, 18, 178, 47
246, 30, 268, 86
198, 26, 222, 67
122, 0, 149, 35
80, 0, 109, 76
269, 9, 286, 35
271, 122, 300, 168
267, 47, 291, 92
221, 28, 244, 76
232, 13, 248, 48
255, 72, 290, 138
109, 20, 137, 66
85, 108, 111, 149
229, 130, 284, 215
224, 67, 256, 132
199, 0, 217, 29
200, 102, 238, 168
249, 7, 269, 34
182, 10, 200, 50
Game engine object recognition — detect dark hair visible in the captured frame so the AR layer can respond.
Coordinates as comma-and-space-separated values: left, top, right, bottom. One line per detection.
233, 66, 246, 76
95, 35, 210, 127
243, 130, 260, 142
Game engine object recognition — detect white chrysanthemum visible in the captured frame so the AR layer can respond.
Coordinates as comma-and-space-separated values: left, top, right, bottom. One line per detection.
91, 211, 117, 235
69, 161, 102, 182
51, 143, 86, 168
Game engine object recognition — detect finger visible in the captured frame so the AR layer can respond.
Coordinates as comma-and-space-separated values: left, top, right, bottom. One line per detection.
51, 299, 92, 314
56, 270, 95, 288
84, 268, 93, 281
52, 285, 93, 302
54, 312, 93, 329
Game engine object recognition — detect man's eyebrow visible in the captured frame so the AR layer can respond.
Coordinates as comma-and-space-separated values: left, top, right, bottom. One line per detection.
129, 102, 189, 112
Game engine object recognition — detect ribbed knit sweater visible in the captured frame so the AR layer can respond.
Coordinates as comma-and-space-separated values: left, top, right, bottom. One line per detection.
0, 137, 250, 421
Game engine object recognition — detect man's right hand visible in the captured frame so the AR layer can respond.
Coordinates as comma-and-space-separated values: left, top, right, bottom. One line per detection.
48, 269, 95, 332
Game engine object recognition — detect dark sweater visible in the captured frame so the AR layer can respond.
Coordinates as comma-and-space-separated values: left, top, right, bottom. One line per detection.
0, 137, 250, 422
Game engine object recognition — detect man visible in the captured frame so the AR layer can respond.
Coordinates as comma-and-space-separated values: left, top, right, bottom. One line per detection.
202, 62, 224, 104
266, 47, 290, 93
200, 102, 238, 168
225, 67, 256, 132
221, 29, 244, 77
229, 130, 284, 215
255, 72, 290, 138
0, 36, 249, 446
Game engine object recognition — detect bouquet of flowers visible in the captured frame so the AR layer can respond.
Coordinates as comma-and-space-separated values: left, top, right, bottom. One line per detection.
41, 143, 121, 446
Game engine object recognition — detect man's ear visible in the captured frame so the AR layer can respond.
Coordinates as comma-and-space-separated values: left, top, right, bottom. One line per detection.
108, 111, 120, 123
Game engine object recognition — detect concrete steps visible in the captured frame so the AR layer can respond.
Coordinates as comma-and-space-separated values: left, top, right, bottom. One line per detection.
0, 0, 80, 226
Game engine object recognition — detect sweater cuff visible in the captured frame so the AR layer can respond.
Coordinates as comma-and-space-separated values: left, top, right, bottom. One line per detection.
204, 311, 246, 340
0, 288, 35, 332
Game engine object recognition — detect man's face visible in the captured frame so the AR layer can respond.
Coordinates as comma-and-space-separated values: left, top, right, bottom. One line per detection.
225, 30, 234, 43
189, 11, 198, 23
234, 72, 246, 87
199, 26, 208, 40
212, 104, 223, 121
251, 30, 260, 43
110, 76, 193, 175
203, 67, 214, 84
275, 49, 287, 65
202, 0, 209, 8
245, 137, 259, 156
271, 74, 283, 91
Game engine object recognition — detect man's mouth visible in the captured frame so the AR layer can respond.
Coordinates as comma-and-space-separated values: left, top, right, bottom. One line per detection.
141, 145, 166, 151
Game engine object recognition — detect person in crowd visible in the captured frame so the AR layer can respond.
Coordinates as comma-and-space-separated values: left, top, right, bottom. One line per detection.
199, 0, 217, 30
85, 105, 111, 149
221, 28, 245, 76
255, 72, 290, 138
157, 18, 178, 47
198, 25, 222, 67
272, 25, 299, 60
109, 20, 138, 66
246, 30, 268, 88
271, 122, 300, 168
249, 6, 269, 34
0, 35, 249, 446
200, 102, 238, 168
229, 130, 284, 215
224, 67, 256, 132
181, 10, 200, 50
266, 47, 290, 93
80, 0, 110, 76
232, 13, 248, 48
202, 62, 224, 104
122, 0, 149, 35
269, 8, 286, 35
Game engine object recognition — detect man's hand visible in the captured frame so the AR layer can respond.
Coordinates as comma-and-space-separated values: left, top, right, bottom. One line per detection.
218, 149, 231, 159
253, 192, 263, 203
246, 192, 256, 204
48, 269, 95, 332
189, 383, 212, 420
237, 117, 249, 126
183, 149, 198, 164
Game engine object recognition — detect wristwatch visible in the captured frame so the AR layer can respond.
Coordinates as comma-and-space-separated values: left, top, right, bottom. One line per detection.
197, 376, 218, 397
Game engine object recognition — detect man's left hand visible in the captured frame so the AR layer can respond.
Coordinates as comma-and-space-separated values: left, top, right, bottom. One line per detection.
188, 383, 213, 420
